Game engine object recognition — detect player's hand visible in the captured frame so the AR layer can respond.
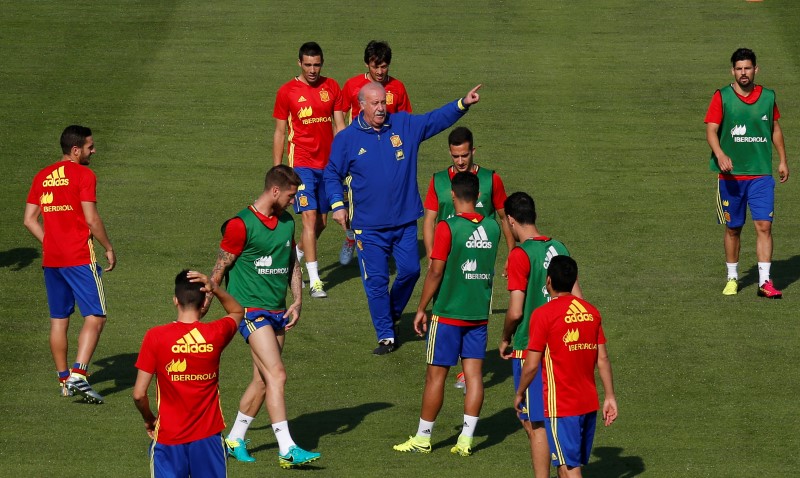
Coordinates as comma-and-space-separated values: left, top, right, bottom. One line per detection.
200, 292, 214, 317
715, 153, 733, 174
413, 310, 428, 336
104, 249, 116, 272
502, 257, 509, 279
332, 209, 348, 228
602, 397, 618, 426
284, 301, 301, 330
513, 392, 525, 416
779, 161, 790, 183
144, 417, 156, 439
498, 339, 513, 360
187, 271, 215, 294
463, 84, 482, 106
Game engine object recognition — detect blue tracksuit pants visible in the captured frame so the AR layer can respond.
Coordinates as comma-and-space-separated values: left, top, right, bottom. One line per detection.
354, 222, 421, 341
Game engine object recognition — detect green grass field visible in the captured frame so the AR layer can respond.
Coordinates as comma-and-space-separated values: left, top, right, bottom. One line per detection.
2, 1, 800, 476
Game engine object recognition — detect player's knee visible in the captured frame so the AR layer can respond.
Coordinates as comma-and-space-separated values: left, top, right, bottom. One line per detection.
86, 315, 107, 331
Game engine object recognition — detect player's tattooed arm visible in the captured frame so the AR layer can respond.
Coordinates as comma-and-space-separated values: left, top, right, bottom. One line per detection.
285, 245, 302, 330
202, 248, 238, 315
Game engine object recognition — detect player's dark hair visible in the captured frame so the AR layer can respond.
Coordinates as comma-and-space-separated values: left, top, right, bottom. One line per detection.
175, 269, 204, 309
364, 40, 392, 65
504, 192, 537, 225
299, 41, 323, 61
731, 48, 756, 66
547, 255, 578, 293
448, 126, 473, 149
60, 125, 92, 154
265, 164, 302, 190
451, 171, 479, 203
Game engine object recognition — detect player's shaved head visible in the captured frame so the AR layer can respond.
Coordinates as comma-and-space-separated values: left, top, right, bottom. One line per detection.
547, 255, 578, 293
175, 269, 204, 309
451, 171, 479, 203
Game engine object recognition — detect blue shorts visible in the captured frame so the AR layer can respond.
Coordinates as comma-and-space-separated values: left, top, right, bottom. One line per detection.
293, 167, 330, 214
426, 318, 487, 366
150, 433, 227, 478
717, 175, 775, 228
239, 308, 288, 343
43, 264, 106, 318
545, 412, 597, 468
513, 357, 544, 422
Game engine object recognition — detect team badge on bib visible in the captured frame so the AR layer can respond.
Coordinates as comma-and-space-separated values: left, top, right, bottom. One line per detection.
390, 135, 402, 147
319, 90, 330, 102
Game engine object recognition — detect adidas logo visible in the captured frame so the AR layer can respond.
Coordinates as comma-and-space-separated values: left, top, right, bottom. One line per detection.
358, 148, 367, 155
564, 300, 594, 324
461, 259, 477, 272
475, 201, 483, 208
466, 226, 493, 249
274, 427, 282, 433
165, 358, 187, 373
298, 106, 312, 119
171, 328, 214, 353
730, 124, 747, 136
422, 429, 431, 434
298, 96, 307, 102
761, 114, 768, 121
562, 328, 579, 344
254, 255, 273, 267
286, 240, 291, 247
463, 421, 470, 428
40, 191, 54, 205
543, 246, 559, 269
42, 165, 69, 187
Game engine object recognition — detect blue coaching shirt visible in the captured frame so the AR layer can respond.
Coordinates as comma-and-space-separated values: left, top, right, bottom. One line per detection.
324, 99, 469, 229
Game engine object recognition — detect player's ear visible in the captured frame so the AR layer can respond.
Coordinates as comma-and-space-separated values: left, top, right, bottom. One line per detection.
173, 296, 179, 308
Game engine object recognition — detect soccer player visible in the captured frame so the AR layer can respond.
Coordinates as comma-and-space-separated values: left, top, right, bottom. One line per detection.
273, 41, 347, 298
208, 165, 320, 468
498, 192, 582, 478
514, 256, 617, 478
339, 40, 413, 266
422, 126, 514, 392
24, 125, 116, 403
705, 47, 789, 298
393, 172, 499, 456
325, 82, 482, 355
133, 270, 244, 478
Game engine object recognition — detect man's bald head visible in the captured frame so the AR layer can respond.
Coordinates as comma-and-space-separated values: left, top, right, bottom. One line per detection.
358, 82, 388, 130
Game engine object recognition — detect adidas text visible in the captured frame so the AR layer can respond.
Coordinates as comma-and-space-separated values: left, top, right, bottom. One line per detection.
171, 343, 214, 353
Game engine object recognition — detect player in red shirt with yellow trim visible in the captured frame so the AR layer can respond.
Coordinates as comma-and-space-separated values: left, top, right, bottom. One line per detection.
273, 41, 346, 299
515, 256, 617, 477
134, 270, 244, 478
24, 125, 116, 403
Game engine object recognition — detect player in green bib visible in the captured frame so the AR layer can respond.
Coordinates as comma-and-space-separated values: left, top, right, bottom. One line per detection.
705, 48, 789, 298
394, 172, 499, 457
498, 192, 582, 478
207, 165, 320, 468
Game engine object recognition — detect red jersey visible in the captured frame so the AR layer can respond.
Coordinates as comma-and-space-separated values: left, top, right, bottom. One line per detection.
135, 317, 237, 445
273, 76, 345, 170
26, 160, 97, 267
423, 166, 507, 212
528, 295, 607, 417
342, 73, 412, 119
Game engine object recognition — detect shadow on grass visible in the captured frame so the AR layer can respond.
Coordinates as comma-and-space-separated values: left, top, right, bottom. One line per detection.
90, 353, 138, 397
483, 348, 512, 390
584, 446, 645, 477
439, 407, 520, 453
249, 401, 393, 455
0, 247, 39, 270
319, 259, 362, 292
742, 254, 800, 291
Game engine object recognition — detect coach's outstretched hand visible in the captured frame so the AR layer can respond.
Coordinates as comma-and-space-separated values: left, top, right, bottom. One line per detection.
463, 84, 482, 106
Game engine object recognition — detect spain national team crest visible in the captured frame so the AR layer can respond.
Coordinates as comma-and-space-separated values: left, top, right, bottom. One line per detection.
319, 90, 330, 102
299, 196, 309, 207
390, 134, 402, 147
723, 211, 731, 223
386, 91, 395, 105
